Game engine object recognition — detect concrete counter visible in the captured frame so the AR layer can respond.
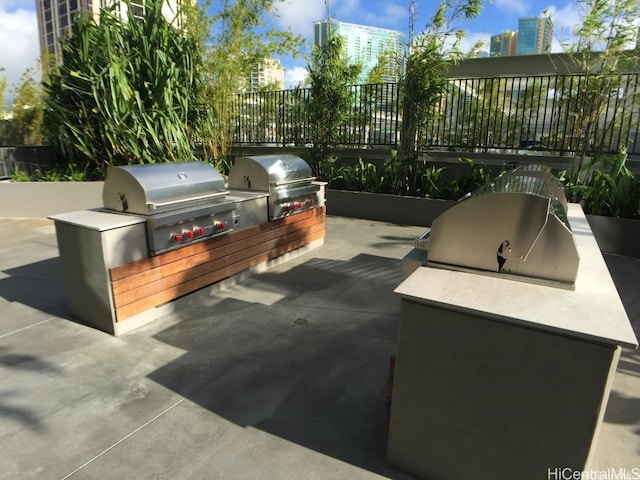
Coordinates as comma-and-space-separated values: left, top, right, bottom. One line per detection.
387, 204, 638, 479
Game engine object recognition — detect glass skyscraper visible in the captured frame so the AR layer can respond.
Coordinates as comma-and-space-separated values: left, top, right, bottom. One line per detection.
313, 18, 406, 83
515, 17, 553, 56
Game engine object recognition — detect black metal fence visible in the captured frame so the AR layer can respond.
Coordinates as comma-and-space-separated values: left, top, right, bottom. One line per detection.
229, 74, 640, 156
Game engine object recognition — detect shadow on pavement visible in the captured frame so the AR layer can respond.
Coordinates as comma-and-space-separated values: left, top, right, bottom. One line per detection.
0, 257, 67, 318
148, 253, 415, 479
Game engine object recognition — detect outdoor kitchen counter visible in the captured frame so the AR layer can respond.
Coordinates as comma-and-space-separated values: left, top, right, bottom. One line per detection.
387, 203, 638, 480
394, 203, 638, 349
50, 205, 326, 336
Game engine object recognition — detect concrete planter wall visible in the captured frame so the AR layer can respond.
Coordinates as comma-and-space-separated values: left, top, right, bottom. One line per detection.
0, 181, 103, 217
326, 189, 640, 259
586, 215, 640, 258
1, 183, 638, 259
326, 189, 456, 227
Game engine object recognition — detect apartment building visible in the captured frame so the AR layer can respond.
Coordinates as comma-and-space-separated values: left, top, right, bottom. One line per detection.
515, 17, 553, 56
35, 0, 183, 59
249, 58, 285, 92
313, 18, 405, 83
490, 31, 518, 58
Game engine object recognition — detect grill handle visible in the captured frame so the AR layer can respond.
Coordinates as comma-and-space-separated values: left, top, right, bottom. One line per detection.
146, 190, 230, 210
271, 177, 317, 188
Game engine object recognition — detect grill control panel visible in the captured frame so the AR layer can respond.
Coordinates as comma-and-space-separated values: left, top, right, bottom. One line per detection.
275, 196, 317, 218
151, 209, 235, 254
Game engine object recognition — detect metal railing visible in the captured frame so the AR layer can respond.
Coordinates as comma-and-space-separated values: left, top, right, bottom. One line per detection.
228, 74, 640, 156
230, 83, 400, 148
425, 74, 640, 156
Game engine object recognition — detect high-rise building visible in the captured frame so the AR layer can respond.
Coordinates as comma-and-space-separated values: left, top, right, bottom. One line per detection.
36, 0, 184, 60
515, 17, 553, 56
490, 31, 518, 57
249, 59, 285, 91
313, 18, 405, 83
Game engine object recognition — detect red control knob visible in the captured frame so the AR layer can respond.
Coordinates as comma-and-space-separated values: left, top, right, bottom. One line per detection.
294, 202, 303, 210
306, 199, 315, 207
173, 233, 183, 242
184, 230, 194, 240
194, 227, 205, 236
216, 221, 226, 230
282, 205, 291, 213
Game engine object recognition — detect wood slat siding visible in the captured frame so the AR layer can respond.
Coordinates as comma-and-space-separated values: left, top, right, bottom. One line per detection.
109, 207, 325, 322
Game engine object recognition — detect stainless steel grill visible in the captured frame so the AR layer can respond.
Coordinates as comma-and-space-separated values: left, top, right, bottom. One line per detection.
228, 154, 321, 220
103, 161, 237, 255
418, 164, 579, 288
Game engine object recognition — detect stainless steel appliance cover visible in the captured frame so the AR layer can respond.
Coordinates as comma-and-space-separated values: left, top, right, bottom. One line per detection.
103, 161, 228, 214
102, 161, 236, 255
228, 154, 321, 220
227, 154, 313, 191
424, 164, 579, 287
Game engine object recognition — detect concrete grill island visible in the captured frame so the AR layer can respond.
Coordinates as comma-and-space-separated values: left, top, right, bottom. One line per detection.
50, 155, 326, 336
390, 164, 638, 478
50, 161, 637, 479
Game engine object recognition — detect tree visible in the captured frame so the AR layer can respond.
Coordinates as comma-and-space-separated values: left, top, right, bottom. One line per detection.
195, 0, 304, 168
44, 0, 201, 178
551, 0, 640, 185
0, 69, 7, 143
306, 32, 361, 177
5, 65, 45, 145
398, 0, 482, 194
365, 45, 403, 85
465, 39, 486, 59
0, 69, 6, 116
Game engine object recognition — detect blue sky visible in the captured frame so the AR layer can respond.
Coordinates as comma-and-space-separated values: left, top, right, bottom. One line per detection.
1, 0, 584, 107
264, 0, 583, 86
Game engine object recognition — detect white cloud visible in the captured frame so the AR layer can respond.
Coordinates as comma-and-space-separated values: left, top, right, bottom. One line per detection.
273, 0, 326, 38
545, 3, 582, 49
334, 0, 360, 19
493, 0, 530, 17
360, 2, 406, 31
0, 4, 40, 108
0, 0, 28, 8
462, 30, 491, 54
284, 65, 308, 88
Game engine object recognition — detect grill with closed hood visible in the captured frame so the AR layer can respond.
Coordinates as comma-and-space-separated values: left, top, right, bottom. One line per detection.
413, 164, 580, 288
227, 154, 321, 220
102, 161, 237, 255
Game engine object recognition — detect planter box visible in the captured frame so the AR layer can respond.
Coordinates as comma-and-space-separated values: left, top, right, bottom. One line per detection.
586, 215, 640, 258
326, 189, 640, 259
326, 189, 456, 227
0, 181, 103, 217
2, 183, 638, 259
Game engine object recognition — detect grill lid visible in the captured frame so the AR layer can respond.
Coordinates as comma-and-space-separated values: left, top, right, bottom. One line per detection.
228, 154, 314, 191
103, 161, 228, 214
424, 164, 579, 287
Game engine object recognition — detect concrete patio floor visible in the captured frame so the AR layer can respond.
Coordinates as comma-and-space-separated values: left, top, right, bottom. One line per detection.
0, 215, 638, 480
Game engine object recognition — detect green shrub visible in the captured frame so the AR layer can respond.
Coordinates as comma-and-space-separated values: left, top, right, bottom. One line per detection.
562, 151, 640, 219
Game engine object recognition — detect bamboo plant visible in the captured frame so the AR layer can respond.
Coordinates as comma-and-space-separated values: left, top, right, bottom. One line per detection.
44, 0, 201, 178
